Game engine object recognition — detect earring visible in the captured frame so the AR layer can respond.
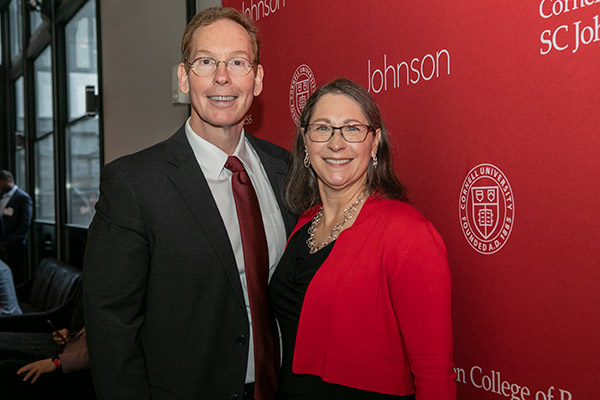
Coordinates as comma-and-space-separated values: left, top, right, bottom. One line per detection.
372, 154, 378, 168
304, 149, 311, 168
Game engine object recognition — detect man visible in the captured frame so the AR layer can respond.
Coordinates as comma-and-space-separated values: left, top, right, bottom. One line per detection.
83, 7, 296, 400
0, 170, 33, 284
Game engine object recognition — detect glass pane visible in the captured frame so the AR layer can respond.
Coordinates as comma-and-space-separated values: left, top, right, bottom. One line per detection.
30, 8, 43, 34
34, 46, 54, 137
15, 76, 25, 132
9, 0, 23, 62
14, 76, 26, 193
66, 0, 98, 121
34, 134, 55, 222
66, 117, 100, 226
15, 149, 26, 189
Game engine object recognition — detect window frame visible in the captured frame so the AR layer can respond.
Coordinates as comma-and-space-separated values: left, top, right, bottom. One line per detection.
0, 0, 103, 268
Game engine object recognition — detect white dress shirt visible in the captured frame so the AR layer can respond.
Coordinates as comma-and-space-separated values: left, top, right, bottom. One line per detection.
0, 185, 18, 215
185, 119, 286, 384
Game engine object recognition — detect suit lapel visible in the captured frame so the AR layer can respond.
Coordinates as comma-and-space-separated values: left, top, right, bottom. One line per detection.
164, 127, 247, 312
6, 189, 19, 208
247, 135, 297, 236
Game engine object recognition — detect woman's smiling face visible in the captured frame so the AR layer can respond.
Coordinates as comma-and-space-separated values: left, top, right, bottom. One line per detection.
304, 93, 380, 196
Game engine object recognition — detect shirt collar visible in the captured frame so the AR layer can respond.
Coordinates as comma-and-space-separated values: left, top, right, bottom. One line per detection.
2, 185, 18, 199
184, 118, 255, 180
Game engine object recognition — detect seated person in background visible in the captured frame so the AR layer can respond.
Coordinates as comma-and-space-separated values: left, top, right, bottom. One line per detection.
0, 326, 95, 400
0, 259, 22, 315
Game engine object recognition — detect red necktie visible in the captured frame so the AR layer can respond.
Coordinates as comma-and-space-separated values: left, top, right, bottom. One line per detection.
225, 156, 279, 399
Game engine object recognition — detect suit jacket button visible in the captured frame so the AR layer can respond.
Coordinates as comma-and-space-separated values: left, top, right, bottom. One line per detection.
229, 394, 239, 400
236, 334, 247, 346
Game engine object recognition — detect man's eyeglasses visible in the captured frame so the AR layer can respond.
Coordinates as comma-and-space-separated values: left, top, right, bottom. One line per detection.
186, 56, 255, 77
304, 124, 373, 143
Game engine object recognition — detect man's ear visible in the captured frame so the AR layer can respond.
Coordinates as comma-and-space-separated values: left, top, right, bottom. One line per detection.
177, 63, 190, 94
253, 64, 264, 96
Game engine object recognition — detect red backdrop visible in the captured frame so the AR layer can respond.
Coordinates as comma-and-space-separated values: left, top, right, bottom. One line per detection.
223, 1, 600, 398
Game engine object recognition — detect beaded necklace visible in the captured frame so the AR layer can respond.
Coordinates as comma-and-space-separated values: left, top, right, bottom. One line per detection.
306, 191, 369, 254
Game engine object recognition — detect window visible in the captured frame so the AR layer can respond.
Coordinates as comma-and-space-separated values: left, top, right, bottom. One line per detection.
9, 0, 22, 62
30, 6, 43, 34
34, 134, 55, 222
66, 119, 99, 225
66, 0, 97, 121
14, 76, 26, 187
33, 46, 55, 222
2, 0, 101, 266
34, 46, 53, 136
65, 0, 99, 227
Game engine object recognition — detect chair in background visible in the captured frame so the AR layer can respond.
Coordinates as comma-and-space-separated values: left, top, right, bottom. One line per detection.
0, 258, 81, 332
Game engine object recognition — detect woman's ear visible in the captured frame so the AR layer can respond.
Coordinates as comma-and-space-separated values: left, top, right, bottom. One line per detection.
372, 128, 382, 157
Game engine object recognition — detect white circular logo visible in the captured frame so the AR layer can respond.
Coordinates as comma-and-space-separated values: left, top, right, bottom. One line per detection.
459, 163, 515, 255
289, 64, 316, 126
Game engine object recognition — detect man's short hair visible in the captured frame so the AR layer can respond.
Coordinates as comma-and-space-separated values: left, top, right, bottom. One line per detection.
181, 7, 261, 70
0, 170, 14, 182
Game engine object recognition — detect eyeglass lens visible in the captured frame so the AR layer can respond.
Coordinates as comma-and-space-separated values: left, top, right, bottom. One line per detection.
190, 57, 253, 76
307, 125, 370, 142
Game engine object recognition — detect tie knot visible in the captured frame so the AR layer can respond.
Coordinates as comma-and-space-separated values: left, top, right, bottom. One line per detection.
225, 156, 245, 173
225, 156, 251, 184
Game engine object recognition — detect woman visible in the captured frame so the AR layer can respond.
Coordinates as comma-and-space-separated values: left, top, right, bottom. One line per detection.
269, 78, 456, 399
0, 326, 94, 399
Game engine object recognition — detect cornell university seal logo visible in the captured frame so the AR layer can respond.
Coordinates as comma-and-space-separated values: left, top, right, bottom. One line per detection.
459, 163, 515, 255
289, 64, 316, 126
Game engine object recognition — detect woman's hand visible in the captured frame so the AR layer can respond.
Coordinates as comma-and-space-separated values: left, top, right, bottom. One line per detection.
17, 358, 56, 383
52, 328, 70, 345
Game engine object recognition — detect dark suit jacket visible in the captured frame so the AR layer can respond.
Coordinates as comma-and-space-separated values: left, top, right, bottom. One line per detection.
82, 126, 296, 400
1, 187, 33, 246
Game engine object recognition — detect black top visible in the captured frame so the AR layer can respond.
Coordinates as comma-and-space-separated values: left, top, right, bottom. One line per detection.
269, 223, 415, 400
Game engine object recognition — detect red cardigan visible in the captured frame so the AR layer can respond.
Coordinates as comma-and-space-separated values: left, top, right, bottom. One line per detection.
291, 197, 456, 399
